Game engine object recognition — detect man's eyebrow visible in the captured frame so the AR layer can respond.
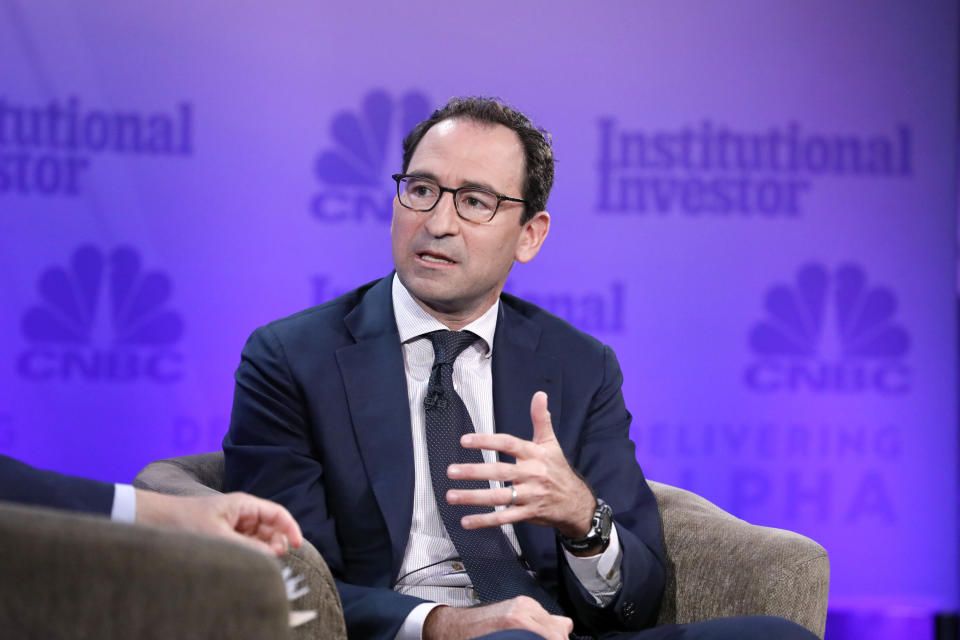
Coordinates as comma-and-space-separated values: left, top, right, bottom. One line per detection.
459, 179, 500, 193
406, 170, 502, 194
406, 170, 440, 182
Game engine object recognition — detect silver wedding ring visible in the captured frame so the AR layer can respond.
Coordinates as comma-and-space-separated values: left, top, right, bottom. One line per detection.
510, 485, 518, 506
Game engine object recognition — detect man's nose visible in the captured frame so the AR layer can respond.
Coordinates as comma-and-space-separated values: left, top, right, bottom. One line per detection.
424, 191, 460, 237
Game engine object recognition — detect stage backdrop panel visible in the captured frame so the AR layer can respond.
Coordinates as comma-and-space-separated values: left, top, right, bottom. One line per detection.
1, 0, 956, 618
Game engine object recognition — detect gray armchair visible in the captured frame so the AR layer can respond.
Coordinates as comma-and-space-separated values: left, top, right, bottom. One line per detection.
650, 481, 829, 636
0, 499, 296, 639
135, 452, 347, 640
135, 452, 828, 638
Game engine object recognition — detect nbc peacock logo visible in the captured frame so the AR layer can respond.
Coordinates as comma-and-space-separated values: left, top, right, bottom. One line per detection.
310, 89, 431, 223
17, 244, 184, 382
743, 262, 910, 394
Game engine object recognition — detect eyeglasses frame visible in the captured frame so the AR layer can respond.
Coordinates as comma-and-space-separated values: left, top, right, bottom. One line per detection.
391, 173, 528, 223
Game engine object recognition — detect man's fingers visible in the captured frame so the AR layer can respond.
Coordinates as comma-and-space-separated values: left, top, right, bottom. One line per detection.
264, 503, 303, 548
529, 391, 555, 444
501, 597, 572, 640
448, 461, 516, 482
269, 530, 290, 555
460, 432, 536, 458
552, 615, 575, 636
249, 497, 304, 548
461, 506, 532, 529
218, 511, 291, 557
224, 528, 283, 556
226, 493, 303, 548
447, 486, 515, 507
231, 501, 281, 539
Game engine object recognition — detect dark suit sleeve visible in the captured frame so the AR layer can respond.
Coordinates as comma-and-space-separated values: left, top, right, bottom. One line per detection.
559, 345, 666, 634
0, 455, 115, 515
223, 326, 426, 639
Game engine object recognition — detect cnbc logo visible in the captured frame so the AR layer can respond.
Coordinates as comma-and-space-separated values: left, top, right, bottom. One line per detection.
310, 89, 430, 224
744, 263, 910, 394
17, 245, 184, 382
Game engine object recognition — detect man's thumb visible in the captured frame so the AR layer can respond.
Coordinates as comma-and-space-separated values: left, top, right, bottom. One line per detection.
530, 391, 554, 442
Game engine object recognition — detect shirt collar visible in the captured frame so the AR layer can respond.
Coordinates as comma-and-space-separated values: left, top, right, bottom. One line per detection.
392, 273, 497, 357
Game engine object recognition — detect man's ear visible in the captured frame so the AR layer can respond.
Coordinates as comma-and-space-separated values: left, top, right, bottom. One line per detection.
515, 211, 550, 264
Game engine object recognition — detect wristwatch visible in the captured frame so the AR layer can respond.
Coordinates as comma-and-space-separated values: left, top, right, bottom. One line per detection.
560, 498, 613, 552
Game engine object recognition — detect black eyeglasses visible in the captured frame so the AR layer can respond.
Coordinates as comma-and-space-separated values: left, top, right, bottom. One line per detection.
392, 174, 527, 223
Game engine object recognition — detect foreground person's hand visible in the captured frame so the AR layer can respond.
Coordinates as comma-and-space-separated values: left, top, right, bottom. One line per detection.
135, 490, 303, 556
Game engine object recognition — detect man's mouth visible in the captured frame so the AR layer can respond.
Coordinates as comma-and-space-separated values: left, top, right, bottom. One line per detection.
417, 252, 456, 265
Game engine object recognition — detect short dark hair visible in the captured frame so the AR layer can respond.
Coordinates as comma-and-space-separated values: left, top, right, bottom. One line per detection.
401, 96, 555, 224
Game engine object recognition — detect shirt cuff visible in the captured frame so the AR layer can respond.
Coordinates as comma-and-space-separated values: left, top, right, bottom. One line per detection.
394, 602, 445, 640
110, 483, 136, 523
561, 523, 623, 605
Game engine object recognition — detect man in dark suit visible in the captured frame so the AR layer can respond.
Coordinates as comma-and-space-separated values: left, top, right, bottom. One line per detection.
224, 98, 817, 640
0, 454, 302, 556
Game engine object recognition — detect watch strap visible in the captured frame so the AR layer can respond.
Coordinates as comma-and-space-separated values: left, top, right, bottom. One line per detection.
560, 498, 612, 552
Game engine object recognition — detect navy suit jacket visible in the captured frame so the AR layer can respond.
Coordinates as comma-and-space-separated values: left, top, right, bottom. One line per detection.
0, 455, 115, 515
224, 276, 665, 638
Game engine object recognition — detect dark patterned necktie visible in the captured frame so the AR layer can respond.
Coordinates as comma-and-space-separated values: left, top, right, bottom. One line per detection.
423, 330, 564, 615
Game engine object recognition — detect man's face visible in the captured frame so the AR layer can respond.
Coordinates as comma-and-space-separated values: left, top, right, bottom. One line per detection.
391, 117, 549, 325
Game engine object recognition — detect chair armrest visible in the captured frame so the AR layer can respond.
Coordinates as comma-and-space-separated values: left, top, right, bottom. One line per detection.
286, 539, 348, 640
648, 481, 829, 639
0, 500, 289, 639
134, 452, 226, 495
134, 451, 347, 639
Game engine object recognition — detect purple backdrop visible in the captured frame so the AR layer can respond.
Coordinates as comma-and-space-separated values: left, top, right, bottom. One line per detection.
1, 1, 957, 634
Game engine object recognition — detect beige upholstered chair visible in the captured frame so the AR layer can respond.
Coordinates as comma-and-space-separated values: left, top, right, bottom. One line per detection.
0, 499, 301, 639
135, 451, 828, 639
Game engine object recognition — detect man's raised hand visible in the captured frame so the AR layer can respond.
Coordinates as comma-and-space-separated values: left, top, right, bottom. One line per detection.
445, 390, 596, 539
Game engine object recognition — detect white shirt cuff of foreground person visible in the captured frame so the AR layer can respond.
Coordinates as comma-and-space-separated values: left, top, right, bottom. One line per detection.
110, 483, 137, 523
394, 525, 623, 640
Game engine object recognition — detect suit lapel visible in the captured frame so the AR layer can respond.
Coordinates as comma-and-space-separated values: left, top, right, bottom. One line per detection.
336, 276, 414, 576
491, 301, 563, 569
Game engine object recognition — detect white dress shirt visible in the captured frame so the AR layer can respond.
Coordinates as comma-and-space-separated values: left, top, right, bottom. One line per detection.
390, 275, 623, 639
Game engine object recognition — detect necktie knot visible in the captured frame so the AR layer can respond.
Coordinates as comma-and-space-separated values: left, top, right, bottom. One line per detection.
427, 330, 479, 366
